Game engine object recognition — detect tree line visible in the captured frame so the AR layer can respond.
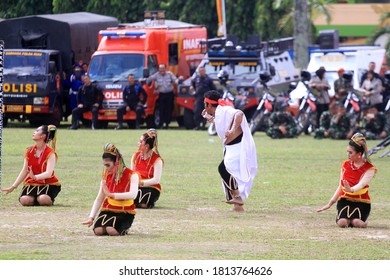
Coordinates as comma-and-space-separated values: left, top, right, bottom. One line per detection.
1, 0, 389, 67
0, 0, 315, 41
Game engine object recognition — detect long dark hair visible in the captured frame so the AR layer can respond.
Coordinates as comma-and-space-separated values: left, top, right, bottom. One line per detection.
41, 124, 58, 154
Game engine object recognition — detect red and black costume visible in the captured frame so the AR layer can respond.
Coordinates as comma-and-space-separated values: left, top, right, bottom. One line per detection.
20, 145, 61, 205
132, 151, 162, 208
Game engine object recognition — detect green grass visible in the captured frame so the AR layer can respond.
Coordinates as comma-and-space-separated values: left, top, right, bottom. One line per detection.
1, 123, 390, 260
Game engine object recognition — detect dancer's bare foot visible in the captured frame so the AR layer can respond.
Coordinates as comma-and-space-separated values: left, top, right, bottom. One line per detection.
232, 204, 245, 213
225, 196, 244, 205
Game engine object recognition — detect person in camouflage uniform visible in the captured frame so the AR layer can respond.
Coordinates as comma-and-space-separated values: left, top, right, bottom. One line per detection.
314, 102, 337, 139
327, 103, 354, 140
266, 105, 298, 139
333, 68, 349, 103
357, 105, 389, 140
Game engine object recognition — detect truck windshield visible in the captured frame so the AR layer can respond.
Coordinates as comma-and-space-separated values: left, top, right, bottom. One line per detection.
4, 52, 48, 76
88, 54, 145, 81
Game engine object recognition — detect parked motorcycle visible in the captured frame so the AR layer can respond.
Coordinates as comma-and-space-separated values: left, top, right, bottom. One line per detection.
292, 70, 317, 135
249, 71, 276, 135
341, 71, 361, 128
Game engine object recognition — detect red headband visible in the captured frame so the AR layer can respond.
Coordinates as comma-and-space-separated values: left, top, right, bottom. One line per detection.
204, 97, 219, 105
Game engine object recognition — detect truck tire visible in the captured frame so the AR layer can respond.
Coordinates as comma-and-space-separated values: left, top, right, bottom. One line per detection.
29, 119, 42, 127
2, 115, 8, 127
183, 108, 195, 129
49, 102, 63, 127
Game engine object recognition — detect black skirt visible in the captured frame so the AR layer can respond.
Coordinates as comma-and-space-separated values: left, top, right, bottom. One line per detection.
20, 184, 61, 206
93, 210, 135, 235
135, 187, 161, 209
336, 198, 371, 222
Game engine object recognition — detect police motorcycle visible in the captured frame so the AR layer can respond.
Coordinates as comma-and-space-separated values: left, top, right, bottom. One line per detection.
341, 71, 362, 128
290, 70, 318, 135
249, 71, 277, 135
208, 69, 248, 136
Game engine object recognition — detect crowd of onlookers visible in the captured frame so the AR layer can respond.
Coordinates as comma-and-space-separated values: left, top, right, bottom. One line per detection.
265, 62, 390, 140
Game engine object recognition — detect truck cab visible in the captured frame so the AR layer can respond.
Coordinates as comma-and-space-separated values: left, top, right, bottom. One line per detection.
86, 11, 207, 128
2, 49, 63, 126
0, 12, 118, 127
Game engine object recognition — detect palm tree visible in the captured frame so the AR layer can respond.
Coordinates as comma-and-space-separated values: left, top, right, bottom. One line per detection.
274, 0, 332, 69
368, 11, 390, 65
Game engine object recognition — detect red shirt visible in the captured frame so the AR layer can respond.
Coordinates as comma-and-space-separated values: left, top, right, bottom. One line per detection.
132, 151, 162, 191
24, 145, 60, 186
339, 160, 376, 203
102, 167, 137, 213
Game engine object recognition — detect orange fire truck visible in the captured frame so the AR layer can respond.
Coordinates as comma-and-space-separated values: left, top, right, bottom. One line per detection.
85, 11, 207, 128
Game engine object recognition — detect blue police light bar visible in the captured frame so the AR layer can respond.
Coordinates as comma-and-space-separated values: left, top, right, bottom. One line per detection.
99, 31, 146, 37
208, 49, 258, 57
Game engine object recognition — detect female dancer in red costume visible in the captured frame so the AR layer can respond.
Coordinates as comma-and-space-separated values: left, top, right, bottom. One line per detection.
1, 125, 61, 206
82, 143, 139, 236
317, 133, 377, 228
131, 129, 163, 209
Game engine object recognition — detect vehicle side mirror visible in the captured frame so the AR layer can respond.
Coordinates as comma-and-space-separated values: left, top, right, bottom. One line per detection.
143, 68, 150, 78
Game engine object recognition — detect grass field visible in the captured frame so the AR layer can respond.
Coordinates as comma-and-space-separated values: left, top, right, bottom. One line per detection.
1, 122, 389, 260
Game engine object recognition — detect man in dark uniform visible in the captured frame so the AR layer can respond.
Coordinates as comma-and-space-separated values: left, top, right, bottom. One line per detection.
69, 75, 104, 130
191, 66, 216, 130
115, 74, 147, 130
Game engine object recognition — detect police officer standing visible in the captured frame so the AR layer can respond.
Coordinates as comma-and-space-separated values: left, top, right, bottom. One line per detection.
190, 66, 216, 130
146, 64, 181, 129
115, 74, 147, 130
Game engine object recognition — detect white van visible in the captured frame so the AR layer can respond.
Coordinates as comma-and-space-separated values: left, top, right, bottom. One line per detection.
306, 46, 386, 97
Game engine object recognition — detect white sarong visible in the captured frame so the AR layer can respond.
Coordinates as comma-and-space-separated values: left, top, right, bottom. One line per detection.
214, 105, 258, 199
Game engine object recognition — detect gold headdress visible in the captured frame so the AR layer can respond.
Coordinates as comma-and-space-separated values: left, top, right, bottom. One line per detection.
350, 133, 370, 163
46, 125, 57, 151
103, 143, 126, 184
145, 128, 159, 155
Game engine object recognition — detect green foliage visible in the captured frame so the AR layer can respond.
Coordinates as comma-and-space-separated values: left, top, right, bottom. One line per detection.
1, 126, 389, 260
368, 11, 390, 65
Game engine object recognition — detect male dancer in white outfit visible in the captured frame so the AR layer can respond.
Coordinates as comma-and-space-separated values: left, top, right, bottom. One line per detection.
203, 90, 258, 212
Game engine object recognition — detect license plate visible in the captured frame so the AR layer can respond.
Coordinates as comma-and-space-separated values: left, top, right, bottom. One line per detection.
6, 105, 24, 112
104, 110, 117, 116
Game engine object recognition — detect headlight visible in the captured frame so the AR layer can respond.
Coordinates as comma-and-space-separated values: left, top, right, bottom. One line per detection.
33, 97, 45, 105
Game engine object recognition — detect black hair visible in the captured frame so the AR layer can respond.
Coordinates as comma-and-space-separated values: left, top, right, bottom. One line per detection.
204, 90, 221, 107
143, 133, 156, 150
349, 140, 364, 155
315, 68, 326, 79
102, 153, 116, 162
41, 125, 56, 143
